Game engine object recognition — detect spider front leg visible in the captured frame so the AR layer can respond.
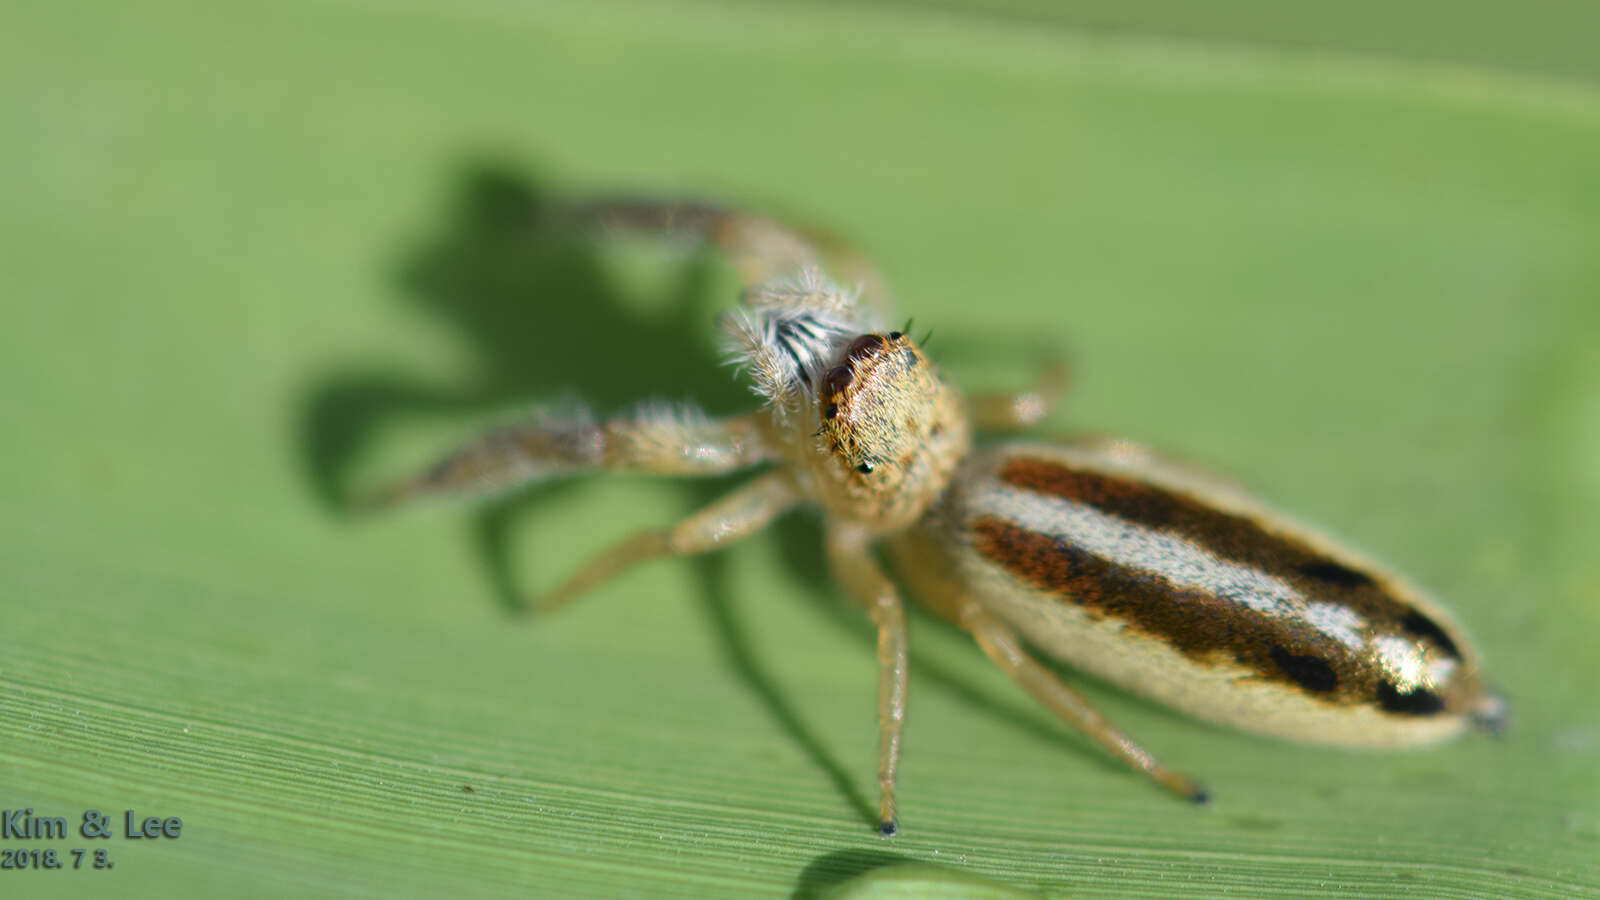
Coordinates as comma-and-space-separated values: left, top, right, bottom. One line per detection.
535, 470, 798, 614
369, 406, 774, 509
968, 356, 1069, 431
825, 524, 910, 836
567, 199, 893, 318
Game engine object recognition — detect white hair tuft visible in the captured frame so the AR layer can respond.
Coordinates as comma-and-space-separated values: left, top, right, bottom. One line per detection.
719, 267, 880, 420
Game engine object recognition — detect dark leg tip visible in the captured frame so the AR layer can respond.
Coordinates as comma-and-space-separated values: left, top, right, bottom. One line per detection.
1191, 787, 1212, 806
878, 818, 898, 837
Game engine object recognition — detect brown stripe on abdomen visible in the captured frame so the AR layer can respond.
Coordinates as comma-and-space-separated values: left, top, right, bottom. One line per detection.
994, 457, 1463, 663
971, 515, 1445, 708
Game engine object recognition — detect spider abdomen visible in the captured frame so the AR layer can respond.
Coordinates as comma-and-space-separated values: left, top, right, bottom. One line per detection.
892, 441, 1505, 746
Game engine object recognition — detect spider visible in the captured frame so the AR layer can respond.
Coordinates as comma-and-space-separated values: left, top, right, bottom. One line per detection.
374, 198, 1505, 835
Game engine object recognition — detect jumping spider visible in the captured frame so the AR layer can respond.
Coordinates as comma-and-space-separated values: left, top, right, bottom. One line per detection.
375, 199, 1504, 835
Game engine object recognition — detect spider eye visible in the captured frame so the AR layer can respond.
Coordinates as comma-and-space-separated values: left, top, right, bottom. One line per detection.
856, 462, 875, 474
846, 334, 885, 362
822, 365, 853, 398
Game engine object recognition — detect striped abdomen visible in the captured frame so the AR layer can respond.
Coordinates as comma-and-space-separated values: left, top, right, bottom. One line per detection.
890, 440, 1504, 747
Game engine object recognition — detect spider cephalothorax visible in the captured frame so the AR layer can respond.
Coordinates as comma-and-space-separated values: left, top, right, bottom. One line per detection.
719, 269, 968, 531
808, 330, 968, 531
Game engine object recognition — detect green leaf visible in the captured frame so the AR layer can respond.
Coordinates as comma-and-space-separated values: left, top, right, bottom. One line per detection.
3, 0, 1597, 897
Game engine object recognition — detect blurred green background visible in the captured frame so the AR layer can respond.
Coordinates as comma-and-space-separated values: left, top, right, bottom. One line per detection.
3, 0, 1597, 897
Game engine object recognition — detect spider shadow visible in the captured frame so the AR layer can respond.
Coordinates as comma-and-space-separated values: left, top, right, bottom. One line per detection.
789, 849, 913, 900
300, 161, 747, 594
790, 848, 1045, 899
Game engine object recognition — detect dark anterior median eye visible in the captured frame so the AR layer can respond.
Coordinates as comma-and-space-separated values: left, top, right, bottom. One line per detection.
823, 365, 853, 398
846, 334, 884, 362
